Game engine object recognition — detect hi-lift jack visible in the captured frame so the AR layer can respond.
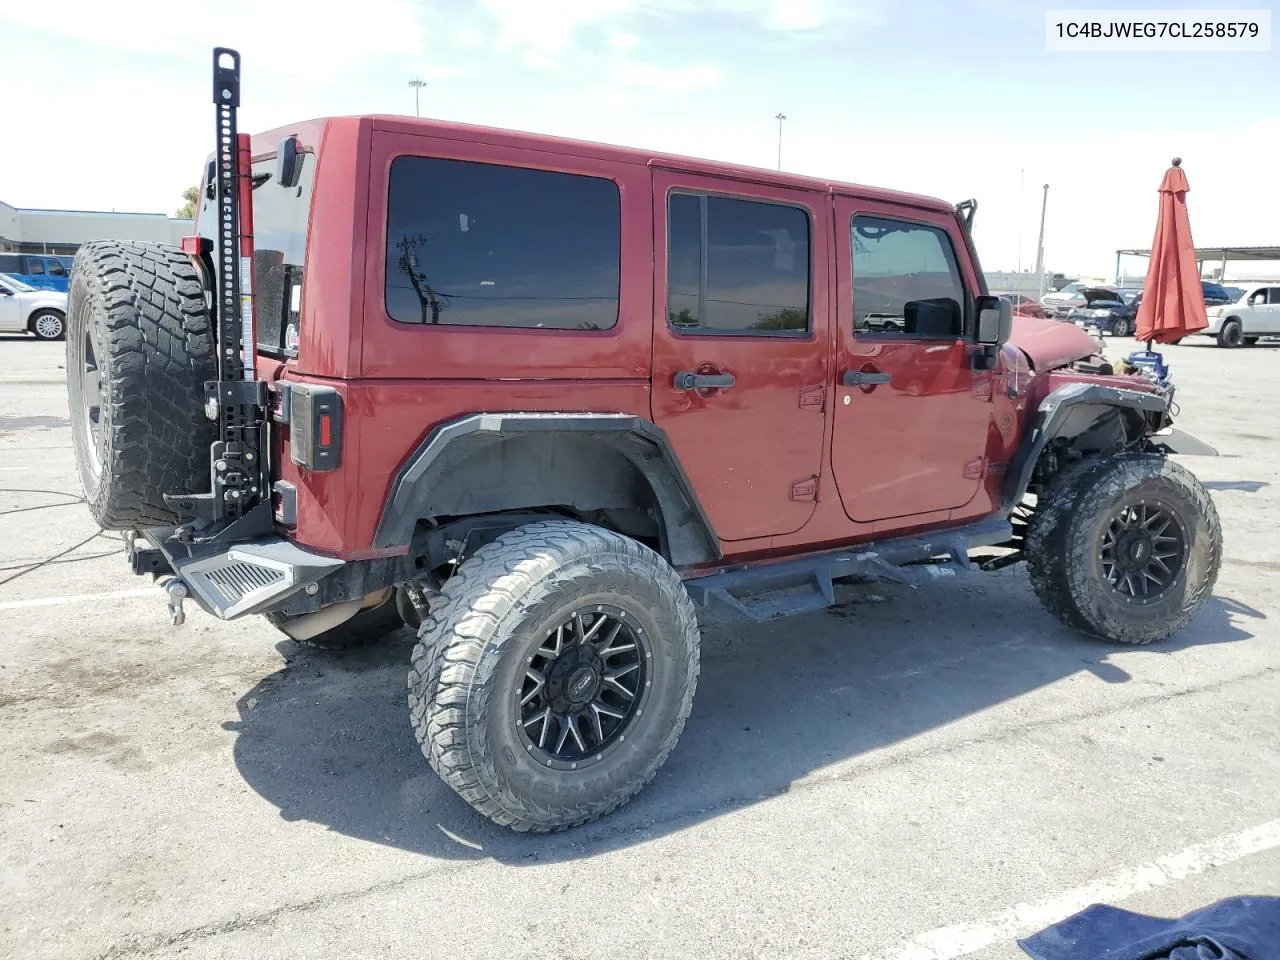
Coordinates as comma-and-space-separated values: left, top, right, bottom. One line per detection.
163, 47, 272, 547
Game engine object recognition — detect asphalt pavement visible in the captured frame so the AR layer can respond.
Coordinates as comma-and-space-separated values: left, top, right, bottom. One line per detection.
1, 332, 1278, 960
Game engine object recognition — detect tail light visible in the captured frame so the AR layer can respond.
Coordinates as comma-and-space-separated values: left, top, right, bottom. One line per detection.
288, 384, 343, 471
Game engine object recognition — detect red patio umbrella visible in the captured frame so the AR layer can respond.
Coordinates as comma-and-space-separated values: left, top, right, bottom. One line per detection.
1133, 158, 1207, 344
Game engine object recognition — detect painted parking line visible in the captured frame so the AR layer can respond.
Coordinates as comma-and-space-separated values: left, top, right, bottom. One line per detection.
0, 588, 155, 612
861, 817, 1280, 960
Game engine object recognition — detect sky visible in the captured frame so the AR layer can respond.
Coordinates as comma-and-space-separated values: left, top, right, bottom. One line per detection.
2, 0, 1277, 276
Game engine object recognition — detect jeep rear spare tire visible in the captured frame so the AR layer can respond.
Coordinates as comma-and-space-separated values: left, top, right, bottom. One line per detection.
1025, 453, 1221, 644
67, 241, 217, 529
408, 519, 700, 832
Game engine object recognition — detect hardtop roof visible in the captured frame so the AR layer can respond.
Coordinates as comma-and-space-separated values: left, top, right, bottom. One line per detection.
254, 115, 957, 216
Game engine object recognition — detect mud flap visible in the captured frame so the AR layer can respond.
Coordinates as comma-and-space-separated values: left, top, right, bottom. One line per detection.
1151, 428, 1219, 456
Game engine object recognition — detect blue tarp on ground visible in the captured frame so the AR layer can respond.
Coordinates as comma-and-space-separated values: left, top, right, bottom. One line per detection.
1019, 897, 1280, 960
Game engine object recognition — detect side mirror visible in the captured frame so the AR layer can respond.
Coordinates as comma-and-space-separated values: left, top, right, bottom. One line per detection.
0, 288, 12, 297
276, 135, 303, 189
976, 295, 1013, 346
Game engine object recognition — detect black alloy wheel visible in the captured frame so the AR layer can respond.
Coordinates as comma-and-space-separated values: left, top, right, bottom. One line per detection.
1099, 500, 1187, 604
517, 605, 649, 769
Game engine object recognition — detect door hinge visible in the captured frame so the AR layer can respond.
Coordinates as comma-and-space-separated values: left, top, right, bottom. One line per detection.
798, 384, 825, 411
963, 456, 987, 480
789, 475, 819, 502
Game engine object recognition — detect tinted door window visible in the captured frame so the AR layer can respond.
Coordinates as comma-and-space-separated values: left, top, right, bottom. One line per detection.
385, 157, 620, 330
1266, 288, 1280, 305
851, 217, 965, 337
27, 259, 44, 275
667, 193, 809, 335
46, 259, 67, 277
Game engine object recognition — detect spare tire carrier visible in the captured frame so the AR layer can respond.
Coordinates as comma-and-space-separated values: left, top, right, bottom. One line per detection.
171, 47, 272, 536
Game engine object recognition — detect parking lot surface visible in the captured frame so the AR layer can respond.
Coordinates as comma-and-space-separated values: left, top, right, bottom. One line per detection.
2, 333, 1278, 960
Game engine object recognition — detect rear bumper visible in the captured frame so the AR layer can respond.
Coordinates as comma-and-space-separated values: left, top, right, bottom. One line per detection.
129, 530, 344, 619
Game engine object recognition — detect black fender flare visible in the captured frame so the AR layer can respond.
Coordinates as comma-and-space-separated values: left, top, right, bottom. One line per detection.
1003, 383, 1169, 510
372, 413, 721, 567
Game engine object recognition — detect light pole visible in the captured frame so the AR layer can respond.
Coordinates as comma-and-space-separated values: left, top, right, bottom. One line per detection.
409, 78, 427, 117
1034, 183, 1050, 299
775, 113, 786, 170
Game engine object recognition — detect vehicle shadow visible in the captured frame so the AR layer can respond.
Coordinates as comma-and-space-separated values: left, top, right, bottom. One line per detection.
227, 572, 1258, 865
1202, 480, 1270, 493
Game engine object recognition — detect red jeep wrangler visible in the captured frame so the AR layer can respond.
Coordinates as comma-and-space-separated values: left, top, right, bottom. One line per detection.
66, 50, 1220, 832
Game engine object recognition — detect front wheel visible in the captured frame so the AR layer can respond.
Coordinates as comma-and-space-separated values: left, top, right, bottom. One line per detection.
1217, 319, 1243, 348
1025, 454, 1221, 645
29, 309, 65, 341
1110, 317, 1129, 338
408, 520, 700, 831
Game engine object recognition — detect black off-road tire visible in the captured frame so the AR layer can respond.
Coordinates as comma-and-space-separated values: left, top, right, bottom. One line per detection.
266, 595, 405, 651
408, 519, 700, 832
28, 309, 66, 341
66, 241, 216, 529
1217, 319, 1243, 348
1025, 453, 1221, 645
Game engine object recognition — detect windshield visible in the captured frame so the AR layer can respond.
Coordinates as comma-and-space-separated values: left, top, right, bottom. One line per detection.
1222, 285, 1246, 302
0, 273, 35, 292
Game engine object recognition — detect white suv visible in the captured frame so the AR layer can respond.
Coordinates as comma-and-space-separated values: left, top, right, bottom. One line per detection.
1200, 283, 1280, 348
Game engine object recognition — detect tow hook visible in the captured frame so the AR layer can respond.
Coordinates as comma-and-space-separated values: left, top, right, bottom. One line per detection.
164, 578, 189, 627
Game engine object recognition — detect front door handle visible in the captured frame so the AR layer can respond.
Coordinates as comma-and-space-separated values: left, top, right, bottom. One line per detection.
842, 370, 891, 388
674, 370, 736, 391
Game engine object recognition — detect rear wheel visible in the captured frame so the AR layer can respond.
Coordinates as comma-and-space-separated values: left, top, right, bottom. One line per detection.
29, 309, 66, 341
1110, 316, 1129, 338
1244, 336, 1259, 346
409, 520, 700, 832
1217, 319, 1243, 348
1026, 453, 1221, 644
66, 241, 216, 529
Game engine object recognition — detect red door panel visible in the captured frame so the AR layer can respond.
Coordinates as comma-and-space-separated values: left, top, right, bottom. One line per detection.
830, 197, 994, 527
650, 170, 830, 542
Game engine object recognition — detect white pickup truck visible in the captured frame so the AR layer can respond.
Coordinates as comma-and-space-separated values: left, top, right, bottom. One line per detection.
1201, 283, 1280, 347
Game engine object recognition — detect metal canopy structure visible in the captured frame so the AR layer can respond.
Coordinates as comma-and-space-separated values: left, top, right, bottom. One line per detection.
1116, 245, 1280, 283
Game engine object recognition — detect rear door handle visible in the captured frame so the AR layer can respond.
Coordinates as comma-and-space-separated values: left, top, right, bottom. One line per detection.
674, 371, 736, 391
842, 370, 891, 387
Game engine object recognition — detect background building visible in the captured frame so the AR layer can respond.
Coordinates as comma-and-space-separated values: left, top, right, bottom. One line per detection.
0, 200, 192, 255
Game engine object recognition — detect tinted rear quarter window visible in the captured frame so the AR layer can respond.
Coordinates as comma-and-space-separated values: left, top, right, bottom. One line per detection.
385, 157, 621, 331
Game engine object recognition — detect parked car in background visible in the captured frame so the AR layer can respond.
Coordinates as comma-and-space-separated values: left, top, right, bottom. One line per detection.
1041, 281, 1116, 318
0, 274, 68, 339
992, 292, 1046, 318
1200, 283, 1280, 347
1200, 280, 1233, 307
0, 253, 74, 292
1069, 288, 1141, 337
